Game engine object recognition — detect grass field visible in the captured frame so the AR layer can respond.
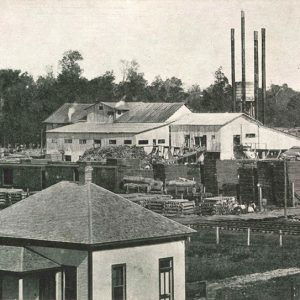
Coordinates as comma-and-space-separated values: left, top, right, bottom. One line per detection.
186, 228, 300, 282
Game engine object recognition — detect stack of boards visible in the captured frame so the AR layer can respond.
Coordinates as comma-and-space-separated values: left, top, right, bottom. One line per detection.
119, 193, 195, 216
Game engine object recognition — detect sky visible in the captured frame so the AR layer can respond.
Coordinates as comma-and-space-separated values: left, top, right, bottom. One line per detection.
0, 0, 300, 90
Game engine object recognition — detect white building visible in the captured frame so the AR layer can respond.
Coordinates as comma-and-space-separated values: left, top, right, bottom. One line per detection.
0, 181, 194, 300
46, 102, 191, 161
170, 113, 300, 159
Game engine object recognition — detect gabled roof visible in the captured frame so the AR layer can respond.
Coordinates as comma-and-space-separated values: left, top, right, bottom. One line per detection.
171, 113, 244, 126
115, 102, 186, 123
0, 245, 60, 272
46, 122, 168, 134
43, 103, 92, 124
0, 182, 194, 246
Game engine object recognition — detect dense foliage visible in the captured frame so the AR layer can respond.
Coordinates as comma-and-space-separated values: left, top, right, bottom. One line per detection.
0, 50, 299, 146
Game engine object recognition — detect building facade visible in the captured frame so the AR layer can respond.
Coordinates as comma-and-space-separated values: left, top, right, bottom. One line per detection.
0, 181, 194, 300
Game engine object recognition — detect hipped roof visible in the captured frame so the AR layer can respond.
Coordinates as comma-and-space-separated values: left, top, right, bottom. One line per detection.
0, 182, 194, 247
0, 245, 60, 272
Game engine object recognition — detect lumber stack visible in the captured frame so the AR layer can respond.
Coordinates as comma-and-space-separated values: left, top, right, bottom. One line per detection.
203, 159, 218, 195
163, 199, 195, 216
238, 163, 258, 204
288, 161, 300, 201
0, 188, 26, 208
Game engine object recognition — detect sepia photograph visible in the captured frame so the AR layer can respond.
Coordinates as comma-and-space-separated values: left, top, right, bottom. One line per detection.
0, 0, 299, 299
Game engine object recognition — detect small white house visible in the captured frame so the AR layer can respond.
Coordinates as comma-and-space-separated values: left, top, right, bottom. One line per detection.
0, 181, 194, 300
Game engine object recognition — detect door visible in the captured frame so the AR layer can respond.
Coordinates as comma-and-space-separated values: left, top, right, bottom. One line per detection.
233, 135, 241, 146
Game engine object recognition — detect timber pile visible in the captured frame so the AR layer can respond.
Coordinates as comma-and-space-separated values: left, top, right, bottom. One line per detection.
238, 164, 257, 204
216, 160, 239, 196
166, 178, 196, 195
288, 161, 300, 201
163, 199, 195, 216
257, 161, 273, 204
203, 159, 218, 194
0, 188, 26, 208
122, 176, 163, 193
119, 193, 195, 216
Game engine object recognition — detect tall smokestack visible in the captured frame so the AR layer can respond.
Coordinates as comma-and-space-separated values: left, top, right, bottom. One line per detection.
261, 28, 266, 124
231, 28, 236, 112
254, 31, 259, 120
241, 10, 246, 112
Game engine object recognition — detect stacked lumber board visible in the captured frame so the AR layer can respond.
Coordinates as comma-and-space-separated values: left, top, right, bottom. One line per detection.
216, 160, 239, 196
166, 178, 196, 196
122, 176, 163, 193
238, 163, 258, 204
288, 161, 300, 201
203, 159, 218, 195
118, 193, 195, 216
0, 188, 26, 208
257, 161, 274, 204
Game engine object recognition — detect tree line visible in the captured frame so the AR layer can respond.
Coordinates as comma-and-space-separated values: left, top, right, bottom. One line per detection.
0, 50, 298, 146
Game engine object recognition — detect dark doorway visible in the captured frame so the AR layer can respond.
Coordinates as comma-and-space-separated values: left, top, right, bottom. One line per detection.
233, 135, 241, 146
184, 135, 190, 148
3, 168, 13, 186
65, 267, 77, 300
65, 155, 72, 162
200, 135, 207, 148
39, 272, 56, 300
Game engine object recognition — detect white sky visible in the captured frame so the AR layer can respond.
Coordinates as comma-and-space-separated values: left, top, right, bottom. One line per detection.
0, 0, 299, 90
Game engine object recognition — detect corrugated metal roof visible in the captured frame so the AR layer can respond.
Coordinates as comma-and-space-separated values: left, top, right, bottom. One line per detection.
47, 122, 167, 134
43, 103, 92, 124
171, 113, 244, 126
0, 182, 194, 245
115, 102, 185, 123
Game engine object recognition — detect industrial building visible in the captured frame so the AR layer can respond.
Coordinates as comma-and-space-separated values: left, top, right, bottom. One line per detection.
46, 110, 300, 162
0, 181, 194, 299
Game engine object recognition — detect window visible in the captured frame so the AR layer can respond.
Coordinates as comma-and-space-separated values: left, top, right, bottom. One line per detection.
94, 139, 101, 145
112, 264, 126, 300
109, 139, 117, 145
138, 140, 148, 145
158, 139, 165, 144
107, 111, 114, 116
159, 258, 174, 300
51, 139, 57, 143
3, 168, 13, 186
246, 133, 256, 138
79, 139, 87, 144
65, 155, 72, 162
99, 105, 103, 110
117, 110, 122, 115
211, 135, 216, 140
124, 140, 132, 145
64, 139, 72, 144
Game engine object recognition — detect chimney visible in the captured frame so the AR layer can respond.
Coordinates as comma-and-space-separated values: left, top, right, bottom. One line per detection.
254, 31, 259, 120
231, 28, 236, 112
85, 164, 93, 184
241, 10, 246, 112
261, 28, 266, 124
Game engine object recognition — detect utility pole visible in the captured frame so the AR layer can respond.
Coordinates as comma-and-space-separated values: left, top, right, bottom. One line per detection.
284, 159, 288, 219
231, 28, 236, 112
241, 11, 246, 113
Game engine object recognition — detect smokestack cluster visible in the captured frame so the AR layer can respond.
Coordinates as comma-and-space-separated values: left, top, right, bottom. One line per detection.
231, 11, 266, 124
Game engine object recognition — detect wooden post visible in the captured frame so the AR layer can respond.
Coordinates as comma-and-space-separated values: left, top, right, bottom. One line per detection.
18, 278, 23, 300
55, 271, 63, 300
279, 230, 283, 247
216, 226, 220, 245
258, 184, 262, 211
292, 182, 295, 207
247, 228, 251, 246
284, 160, 288, 219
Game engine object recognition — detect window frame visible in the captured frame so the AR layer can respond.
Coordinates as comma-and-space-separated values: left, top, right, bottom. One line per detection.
124, 140, 132, 145
109, 139, 117, 145
245, 133, 256, 138
79, 139, 87, 145
112, 263, 126, 300
158, 139, 165, 144
159, 257, 174, 300
138, 140, 149, 145
64, 139, 72, 144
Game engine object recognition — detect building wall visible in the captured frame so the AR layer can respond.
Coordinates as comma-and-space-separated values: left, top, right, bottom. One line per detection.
92, 240, 186, 300
86, 103, 115, 123
2, 275, 18, 300
170, 124, 221, 151
134, 125, 170, 153
220, 116, 259, 159
220, 116, 300, 159
46, 132, 135, 161
165, 105, 191, 122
